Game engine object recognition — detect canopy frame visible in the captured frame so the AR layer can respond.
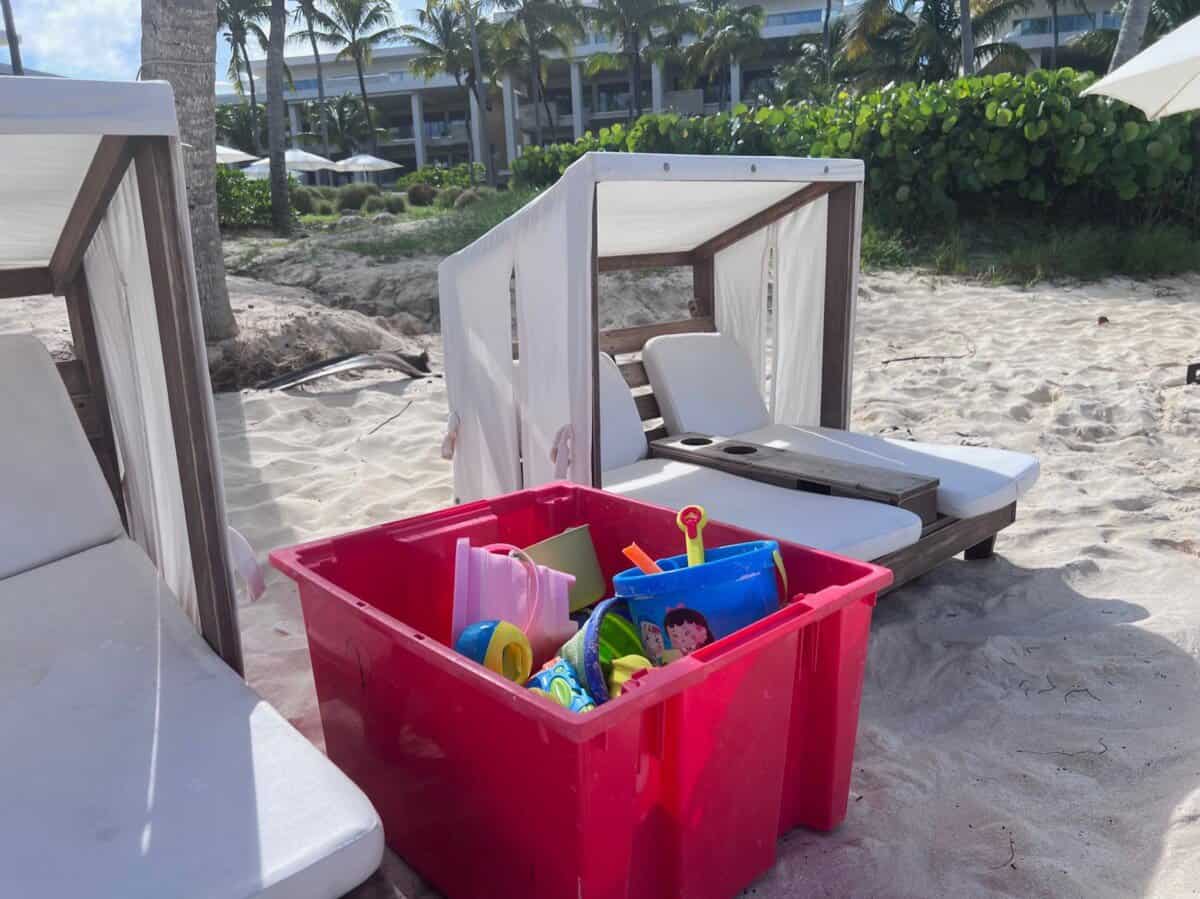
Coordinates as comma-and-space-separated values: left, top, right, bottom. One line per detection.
0, 133, 243, 675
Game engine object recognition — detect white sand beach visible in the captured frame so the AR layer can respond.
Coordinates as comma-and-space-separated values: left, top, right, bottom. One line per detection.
6, 266, 1200, 897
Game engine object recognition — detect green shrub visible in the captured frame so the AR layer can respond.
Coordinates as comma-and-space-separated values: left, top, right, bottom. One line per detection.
454, 188, 482, 209
407, 183, 437, 206
512, 69, 1197, 227
395, 163, 484, 190
292, 187, 316, 215
337, 184, 371, 211
314, 185, 339, 200
314, 199, 336, 216
217, 166, 302, 228
362, 195, 387, 213
437, 186, 464, 208
384, 193, 407, 214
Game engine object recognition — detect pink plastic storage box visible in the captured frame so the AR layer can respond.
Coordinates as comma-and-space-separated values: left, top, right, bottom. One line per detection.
270, 482, 890, 899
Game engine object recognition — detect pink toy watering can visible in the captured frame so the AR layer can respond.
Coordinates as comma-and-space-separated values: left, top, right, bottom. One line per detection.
452, 539, 577, 668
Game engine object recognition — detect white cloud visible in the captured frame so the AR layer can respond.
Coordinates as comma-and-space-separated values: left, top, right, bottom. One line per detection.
18, 0, 142, 80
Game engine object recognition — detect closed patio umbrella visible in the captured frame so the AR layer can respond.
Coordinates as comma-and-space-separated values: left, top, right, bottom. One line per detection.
1081, 14, 1200, 119
215, 144, 256, 165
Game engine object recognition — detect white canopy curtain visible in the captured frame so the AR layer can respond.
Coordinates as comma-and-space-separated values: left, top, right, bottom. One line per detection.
0, 77, 234, 635
438, 152, 864, 503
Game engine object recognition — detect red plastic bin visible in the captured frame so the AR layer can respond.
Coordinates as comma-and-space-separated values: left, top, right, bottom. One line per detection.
271, 482, 890, 899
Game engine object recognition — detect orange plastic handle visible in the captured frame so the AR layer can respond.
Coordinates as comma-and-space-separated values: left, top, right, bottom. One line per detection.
623, 543, 663, 574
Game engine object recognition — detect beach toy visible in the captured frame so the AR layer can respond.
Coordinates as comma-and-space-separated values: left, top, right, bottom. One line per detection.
452, 538, 577, 667
676, 505, 708, 566
524, 524, 607, 613
622, 543, 663, 575
454, 619, 533, 683
607, 654, 653, 698
614, 540, 782, 664
527, 658, 596, 713
559, 597, 646, 703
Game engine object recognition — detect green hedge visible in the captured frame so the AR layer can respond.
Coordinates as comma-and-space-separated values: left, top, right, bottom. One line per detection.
512, 69, 1197, 225
217, 167, 303, 228
394, 162, 485, 190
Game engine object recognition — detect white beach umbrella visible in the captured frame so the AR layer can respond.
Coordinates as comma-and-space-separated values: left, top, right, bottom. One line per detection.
215, 144, 257, 165
336, 153, 403, 173
1081, 14, 1200, 119
245, 148, 338, 174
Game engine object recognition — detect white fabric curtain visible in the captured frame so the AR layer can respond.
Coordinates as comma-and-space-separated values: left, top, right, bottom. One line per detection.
83, 170, 200, 625
770, 196, 829, 427
439, 227, 521, 502
713, 226, 772, 394
513, 167, 595, 487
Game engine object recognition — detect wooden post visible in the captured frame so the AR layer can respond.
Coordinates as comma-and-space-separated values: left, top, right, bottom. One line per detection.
134, 137, 244, 676
692, 255, 714, 319
820, 184, 856, 430
64, 271, 126, 527
591, 184, 602, 488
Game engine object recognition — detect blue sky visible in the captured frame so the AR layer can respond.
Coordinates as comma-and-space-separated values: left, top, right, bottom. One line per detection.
8, 0, 419, 89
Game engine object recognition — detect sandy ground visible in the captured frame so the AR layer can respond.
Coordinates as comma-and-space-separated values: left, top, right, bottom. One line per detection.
6, 263, 1200, 898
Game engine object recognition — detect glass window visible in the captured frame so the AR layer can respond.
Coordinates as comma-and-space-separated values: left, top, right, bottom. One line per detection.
765, 9, 823, 26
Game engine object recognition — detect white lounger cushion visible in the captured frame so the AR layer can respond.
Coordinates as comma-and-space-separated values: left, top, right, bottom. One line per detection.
0, 537, 384, 899
643, 332, 1039, 520
741, 424, 1040, 520
604, 458, 922, 561
599, 354, 921, 559
0, 335, 124, 579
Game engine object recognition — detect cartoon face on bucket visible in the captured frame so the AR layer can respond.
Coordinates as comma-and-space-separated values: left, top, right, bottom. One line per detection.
640, 620, 665, 664
663, 606, 715, 656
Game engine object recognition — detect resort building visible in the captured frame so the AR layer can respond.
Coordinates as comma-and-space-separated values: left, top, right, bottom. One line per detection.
231, 0, 1117, 176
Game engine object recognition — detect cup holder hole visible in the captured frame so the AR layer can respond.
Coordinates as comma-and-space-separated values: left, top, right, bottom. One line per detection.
681, 437, 713, 446
722, 445, 757, 455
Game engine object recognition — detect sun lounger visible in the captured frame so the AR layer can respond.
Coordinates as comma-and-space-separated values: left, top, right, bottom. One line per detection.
598, 354, 923, 560
642, 332, 1040, 521
0, 335, 383, 898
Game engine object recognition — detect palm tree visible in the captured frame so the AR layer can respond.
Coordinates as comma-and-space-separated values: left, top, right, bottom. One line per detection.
404, 0, 489, 184
586, 0, 685, 118
1, 0, 22, 74
217, 102, 268, 152
218, 0, 271, 154
495, 0, 583, 145
960, 0, 976, 74
290, 0, 336, 160
1074, 0, 1198, 70
773, 20, 853, 102
267, 0, 290, 235
1110, 0, 1151, 69
144, 0, 237, 341
303, 93, 380, 152
297, 0, 400, 152
682, 0, 764, 110
847, 0, 1032, 84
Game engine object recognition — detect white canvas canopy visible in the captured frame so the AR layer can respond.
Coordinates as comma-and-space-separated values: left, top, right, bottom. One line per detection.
216, 143, 257, 165
0, 76, 242, 670
438, 152, 864, 503
336, 153, 402, 172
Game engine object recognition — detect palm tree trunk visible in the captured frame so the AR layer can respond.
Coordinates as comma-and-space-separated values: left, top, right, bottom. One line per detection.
307, 27, 332, 162
465, 7, 496, 186
267, 0, 290, 235
822, 0, 832, 75
1, 0, 23, 74
1109, 0, 1150, 70
354, 53, 377, 153
538, 69, 556, 139
959, 0, 975, 75
242, 40, 262, 154
461, 81, 477, 187
141, 0, 237, 341
529, 44, 543, 145
631, 30, 642, 117
1049, 0, 1059, 68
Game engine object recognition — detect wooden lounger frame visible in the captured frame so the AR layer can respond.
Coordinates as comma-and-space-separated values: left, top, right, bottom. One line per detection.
1, 135, 244, 674
591, 180, 1014, 594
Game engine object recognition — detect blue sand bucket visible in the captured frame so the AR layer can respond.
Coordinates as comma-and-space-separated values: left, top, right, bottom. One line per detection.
613, 540, 782, 665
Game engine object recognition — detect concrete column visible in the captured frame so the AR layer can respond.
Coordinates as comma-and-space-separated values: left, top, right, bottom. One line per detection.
469, 88, 486, 172
651, 60, 664, 113
410, 92, 426, 169
570, 62, 585, 139
287, 103, 302, 147
502, 74, 519, 164
729, 62, 742, 108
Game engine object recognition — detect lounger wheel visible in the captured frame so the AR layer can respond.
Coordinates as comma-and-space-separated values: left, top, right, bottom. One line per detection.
964, 535, 997, 561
